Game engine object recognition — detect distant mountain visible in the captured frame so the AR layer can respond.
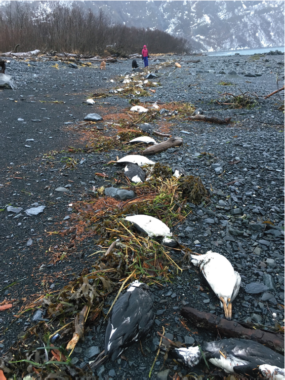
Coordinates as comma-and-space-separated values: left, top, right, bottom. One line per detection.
1, 1, 284, 52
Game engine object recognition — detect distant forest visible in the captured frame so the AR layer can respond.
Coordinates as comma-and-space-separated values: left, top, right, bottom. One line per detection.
0, 2, 190, 55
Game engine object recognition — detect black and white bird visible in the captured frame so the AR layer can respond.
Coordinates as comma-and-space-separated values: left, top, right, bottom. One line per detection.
191, 251, 241, 319
124, 163, 146, 183
170, 338, 284, 379
91, 281, 154, 369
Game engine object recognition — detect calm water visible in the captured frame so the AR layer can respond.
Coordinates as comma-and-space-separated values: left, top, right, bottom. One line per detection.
208, 46, 284, 57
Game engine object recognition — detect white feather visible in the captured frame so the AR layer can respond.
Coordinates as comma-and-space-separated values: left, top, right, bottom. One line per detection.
86, 98, 95, 104
191, 251, 241, 308
117, 155, 155, 167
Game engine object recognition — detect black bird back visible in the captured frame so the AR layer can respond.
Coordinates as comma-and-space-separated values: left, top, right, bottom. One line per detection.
105, 282, 154, 360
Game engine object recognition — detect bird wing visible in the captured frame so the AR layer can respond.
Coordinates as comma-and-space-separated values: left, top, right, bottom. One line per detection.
105, 287, 154, 359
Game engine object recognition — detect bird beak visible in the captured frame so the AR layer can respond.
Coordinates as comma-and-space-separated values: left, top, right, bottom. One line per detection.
220, 297, 232, 320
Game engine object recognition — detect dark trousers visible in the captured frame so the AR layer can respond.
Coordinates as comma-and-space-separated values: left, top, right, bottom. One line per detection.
143, 56, 148, 67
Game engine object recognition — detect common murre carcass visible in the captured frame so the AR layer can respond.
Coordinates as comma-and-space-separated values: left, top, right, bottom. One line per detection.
170, 338, 284, 379
90, 281, 154, 369
191, 250, 241, 319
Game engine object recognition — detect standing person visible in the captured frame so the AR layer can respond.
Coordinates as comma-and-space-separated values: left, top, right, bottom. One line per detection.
141, 45, 149, 68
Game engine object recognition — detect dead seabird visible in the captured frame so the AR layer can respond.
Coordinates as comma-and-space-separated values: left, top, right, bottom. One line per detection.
124, 163, 146, 183
90, 281, 154, 369
169, 338, 284, 379
116, 155, 155, 167
125, 215, 177, 246
129, 136, 157, 145
190, 250, 241, 319
130, 105, 148, 113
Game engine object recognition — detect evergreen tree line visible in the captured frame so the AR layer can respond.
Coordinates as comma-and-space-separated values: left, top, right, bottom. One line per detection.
0, 2, 190, 55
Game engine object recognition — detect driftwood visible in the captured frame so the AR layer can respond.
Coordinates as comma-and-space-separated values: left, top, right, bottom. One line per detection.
187, 115, 231, 124
153, 131, 171, 137
181, 306, 284, 353
265, 86, 285, 99
142, 137, 182, 155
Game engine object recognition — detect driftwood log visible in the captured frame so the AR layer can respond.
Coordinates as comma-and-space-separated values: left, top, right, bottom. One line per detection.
181, 306, 284, 353
187, 115, 231, 124
142, 137, 182, 155
153, 131, 171, 138
264, 86, 285, 99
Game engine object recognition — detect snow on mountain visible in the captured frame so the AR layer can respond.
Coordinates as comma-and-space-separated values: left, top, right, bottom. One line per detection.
1, 0, 283, 52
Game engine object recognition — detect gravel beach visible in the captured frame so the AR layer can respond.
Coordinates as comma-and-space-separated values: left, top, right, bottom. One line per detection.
0, 52, 284, 379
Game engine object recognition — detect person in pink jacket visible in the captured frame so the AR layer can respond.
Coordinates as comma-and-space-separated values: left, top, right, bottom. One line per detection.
141, 45, 149, 67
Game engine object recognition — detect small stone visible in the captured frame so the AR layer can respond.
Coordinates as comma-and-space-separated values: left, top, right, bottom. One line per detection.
109, 369, 116, 377
85, 346, 100, 359
7, 206, 23, 214
55, 187, 70, 193
251, 313, 262, 324
157, 369, 170, 380
261, 292, 273, 302
245, 282, 269, 294
146, 73, 157, 79
25, 205, 45, 216
32, 310, 43, 321
266, 259, 276, 268
263, 273, 275, 291
184, 336, 195, 344
84, 113, 103, 121
232, 208, 242, 215
253, 247, 261, 255
71, 357, 79, 364
26, 238, 33, 246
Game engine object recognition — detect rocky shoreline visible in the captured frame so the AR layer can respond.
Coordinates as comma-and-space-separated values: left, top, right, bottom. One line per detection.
0, 52, 284, 379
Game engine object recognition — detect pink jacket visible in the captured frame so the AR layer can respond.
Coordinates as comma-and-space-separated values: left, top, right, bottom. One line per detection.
142, 45, 148, 57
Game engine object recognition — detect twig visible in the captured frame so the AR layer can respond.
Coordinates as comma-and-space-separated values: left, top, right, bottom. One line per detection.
140, 340, 147, 357
265, 86, 285, 99
149, 326, 165, 378
162, 249, 182, 273
105, 270, 136, 320
50, 322, 73, 339
119, 221, 142, 247
104, 239, 118, 256
157, 331, 177, 346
